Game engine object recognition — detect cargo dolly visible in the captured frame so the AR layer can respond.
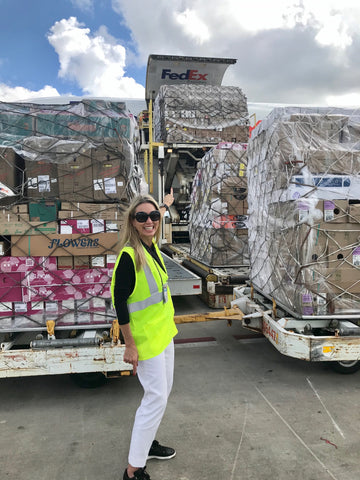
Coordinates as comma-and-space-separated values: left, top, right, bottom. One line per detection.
232, 285, 360, 374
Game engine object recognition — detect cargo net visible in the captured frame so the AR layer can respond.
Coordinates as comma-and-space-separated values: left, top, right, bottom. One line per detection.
247, 106, 360, 317
154, 85, 249, 144
0, 99, 145, 333
189, 142, 249, 267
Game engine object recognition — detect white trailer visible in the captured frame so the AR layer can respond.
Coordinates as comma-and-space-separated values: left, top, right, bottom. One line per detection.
0, 252, 201, 384
232, 285, 360, 374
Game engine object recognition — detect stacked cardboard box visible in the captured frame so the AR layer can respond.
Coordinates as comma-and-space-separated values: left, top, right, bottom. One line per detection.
24, 142, 136, 202
0, 100, 142, 331
247, 107, 360, 316
154, 85, 249, 144
0, 99, 135, 141
189, 142, 249, 266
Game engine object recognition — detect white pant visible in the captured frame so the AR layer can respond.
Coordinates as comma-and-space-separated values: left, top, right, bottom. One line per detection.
128, 340, 175, 468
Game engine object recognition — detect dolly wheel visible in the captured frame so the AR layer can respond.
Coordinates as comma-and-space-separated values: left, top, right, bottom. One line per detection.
331, 360, 360, 374
70, 372, 107, 388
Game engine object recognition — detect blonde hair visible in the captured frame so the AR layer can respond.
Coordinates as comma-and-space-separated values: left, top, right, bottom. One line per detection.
118, 195, 161, 270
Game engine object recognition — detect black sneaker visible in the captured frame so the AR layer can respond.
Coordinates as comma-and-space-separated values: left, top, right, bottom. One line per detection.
147, 440, 176, 460
123, 466, 150, 480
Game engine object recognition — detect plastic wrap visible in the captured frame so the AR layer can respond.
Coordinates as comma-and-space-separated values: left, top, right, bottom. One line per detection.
0, 99, 143, 332
189, 142, 249, 266
154, 85, 249, 144
247, 106, 360, 317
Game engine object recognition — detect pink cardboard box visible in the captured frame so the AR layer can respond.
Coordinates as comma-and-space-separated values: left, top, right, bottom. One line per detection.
0, 273, 23, 302
0, 302, 13, 317
22, 279, 111, 302
59, 219, 91, 234
21, 268, 111, 287
0, 256, 57, 273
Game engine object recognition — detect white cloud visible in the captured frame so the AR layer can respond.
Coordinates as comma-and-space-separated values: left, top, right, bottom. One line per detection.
326, 92, 360, 107
315, 14, 352, 49
112, 0, 360, 104
70, 0, 94, 12
174, 9, 210, 44
0, 84, 60, 102
47, 16, 145, 98
114, 0, 360, 51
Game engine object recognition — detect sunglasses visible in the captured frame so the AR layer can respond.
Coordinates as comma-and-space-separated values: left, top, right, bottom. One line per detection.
134, 210, 161, 223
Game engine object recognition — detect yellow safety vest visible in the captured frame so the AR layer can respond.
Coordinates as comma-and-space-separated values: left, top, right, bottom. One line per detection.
111, 242, 178, 360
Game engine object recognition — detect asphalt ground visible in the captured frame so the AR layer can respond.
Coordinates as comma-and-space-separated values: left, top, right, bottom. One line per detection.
1, 294, 360, 480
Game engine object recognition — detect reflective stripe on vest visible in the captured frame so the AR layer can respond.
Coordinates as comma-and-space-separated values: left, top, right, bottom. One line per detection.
128, 264, 164, 313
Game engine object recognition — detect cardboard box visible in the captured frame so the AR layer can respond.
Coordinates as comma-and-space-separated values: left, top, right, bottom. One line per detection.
325, 267, 360, 294
11, 232, 120, 257
59, 203, 125, 220
21, 266, 111, 304
11, 204, 28, 214
106, 254, 117, 268
279, 223, 328, 267
285, 174, 360, 201
58, 210, 124, 221
29, 202, 57, 222
322, 200, 348, 223
57, 155, 93, 201
91, 219, 105, 233
327, 224, 360, 265
327, 293, 360, 314
0, 148, 21, 192
57, 256, 74, 270
224, 196, 248, 216
90, 256, 106, 268
74, 256, 90, 269
28, 301, 44, 315
0, 256, 57, 272
0, 273, 23, 302
294, 199, 348, 224
105, 221, 123, 232
25, 160, 59, 199
0, 242, 7, 256
0, 301, 13, 317
13, 301, 28, 313
348, 203, 360, 224
59, 219, 91, 234
0, 211, 28, 222
0, 221, 58, 236
306, 149, 360, 175
61, 202, 122, 213
92, 148, 128, 201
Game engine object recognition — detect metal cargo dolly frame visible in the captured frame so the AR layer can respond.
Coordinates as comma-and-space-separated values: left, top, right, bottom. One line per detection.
232, 285, 360, 373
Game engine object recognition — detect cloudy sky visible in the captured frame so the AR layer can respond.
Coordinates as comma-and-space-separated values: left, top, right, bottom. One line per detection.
1, 0, 360, 110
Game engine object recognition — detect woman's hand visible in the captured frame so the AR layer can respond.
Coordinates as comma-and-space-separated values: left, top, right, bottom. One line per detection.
124, 344, 139, 375
163, 187, 174, 208
120, 324, 139, 375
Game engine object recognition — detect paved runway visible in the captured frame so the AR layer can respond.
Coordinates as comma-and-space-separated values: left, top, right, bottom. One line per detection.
1, 295, 359, 480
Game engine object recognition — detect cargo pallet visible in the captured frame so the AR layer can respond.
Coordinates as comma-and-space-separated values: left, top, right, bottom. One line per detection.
161, 243, 249, 308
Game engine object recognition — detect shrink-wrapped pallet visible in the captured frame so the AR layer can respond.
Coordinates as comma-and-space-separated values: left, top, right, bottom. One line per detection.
0, 100, 143, 332
247, 106, 360, 316
154, 85, 249, 144
189, 142, 249, 266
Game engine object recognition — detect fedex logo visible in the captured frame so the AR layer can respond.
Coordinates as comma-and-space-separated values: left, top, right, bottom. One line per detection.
161, 69, 208, 81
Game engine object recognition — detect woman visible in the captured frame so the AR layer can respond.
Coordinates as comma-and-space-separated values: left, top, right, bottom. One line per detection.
111, 189, 178, 480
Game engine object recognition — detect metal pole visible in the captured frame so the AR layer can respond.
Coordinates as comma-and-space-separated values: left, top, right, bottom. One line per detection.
31, 338, 102, 349
144, 149, 149, 185
148, 98, 153, 193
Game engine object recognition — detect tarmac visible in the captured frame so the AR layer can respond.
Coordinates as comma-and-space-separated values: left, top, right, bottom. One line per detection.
1, 294, 360, 480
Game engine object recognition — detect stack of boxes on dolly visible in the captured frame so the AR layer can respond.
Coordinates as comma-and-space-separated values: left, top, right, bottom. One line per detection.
247, 107, 360, 319
0, 99, 141, 331
154, 84, 250, 307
